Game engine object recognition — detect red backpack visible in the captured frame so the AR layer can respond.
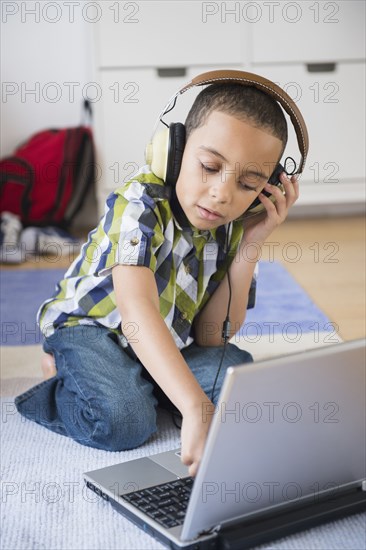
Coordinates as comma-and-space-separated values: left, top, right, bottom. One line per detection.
0, 104, 95, 228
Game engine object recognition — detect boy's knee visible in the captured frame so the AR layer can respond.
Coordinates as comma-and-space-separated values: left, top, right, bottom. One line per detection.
226, 343, 253, 364
77, 399, 158, 452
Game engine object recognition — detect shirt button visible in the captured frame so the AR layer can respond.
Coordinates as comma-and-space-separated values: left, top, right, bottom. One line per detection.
130, 237, 139, 246
180, 312, 188, 320
184, 264, 191, 275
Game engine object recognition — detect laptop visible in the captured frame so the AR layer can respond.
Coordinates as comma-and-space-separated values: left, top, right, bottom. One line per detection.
84, 339, 366, 549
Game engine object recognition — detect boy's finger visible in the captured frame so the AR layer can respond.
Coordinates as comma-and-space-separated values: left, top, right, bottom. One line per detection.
181, 451, 194, 467
264, 183, 286, 203
291, 175, 300, 198
280, 171, 294, 188
258, 193, 277, 213
279, 173, 298, 202
281, 172, 298, 192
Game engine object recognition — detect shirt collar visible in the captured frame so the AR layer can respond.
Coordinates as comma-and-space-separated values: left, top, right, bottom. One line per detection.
141, 176, 232, 250
169, 186, 232, 249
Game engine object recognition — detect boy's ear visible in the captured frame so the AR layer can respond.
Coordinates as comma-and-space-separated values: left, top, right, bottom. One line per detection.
145, 123, 186, 186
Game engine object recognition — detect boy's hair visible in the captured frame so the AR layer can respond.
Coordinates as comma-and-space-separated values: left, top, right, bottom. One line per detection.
185, 83, 288, 158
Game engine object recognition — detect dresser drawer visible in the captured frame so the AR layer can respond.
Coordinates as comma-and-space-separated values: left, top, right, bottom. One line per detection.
95, 1, 243, 68
247, 62, 365, 208
251, 0, 365, 64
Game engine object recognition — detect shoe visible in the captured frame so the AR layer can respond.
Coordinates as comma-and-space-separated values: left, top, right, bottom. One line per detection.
0, 212, 23, 263
20, 226, 81, 256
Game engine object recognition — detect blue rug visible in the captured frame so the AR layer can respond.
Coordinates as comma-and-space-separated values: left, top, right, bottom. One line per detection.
0, 262, 332, 346
1, 269, 65, 347
243, 262, 333, 338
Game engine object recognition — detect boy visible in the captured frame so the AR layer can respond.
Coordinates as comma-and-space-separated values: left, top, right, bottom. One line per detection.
15, 79, 299, 477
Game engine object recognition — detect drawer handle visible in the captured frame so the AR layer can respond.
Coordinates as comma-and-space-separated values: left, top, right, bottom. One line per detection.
157, 68, 187, 78
306, 63, 337, 73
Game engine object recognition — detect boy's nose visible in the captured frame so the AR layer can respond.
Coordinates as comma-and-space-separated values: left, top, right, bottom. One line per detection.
209, 181, 232, 204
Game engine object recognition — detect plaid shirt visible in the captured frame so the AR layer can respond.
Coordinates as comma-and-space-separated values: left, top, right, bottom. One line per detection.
38, 166, 247, 350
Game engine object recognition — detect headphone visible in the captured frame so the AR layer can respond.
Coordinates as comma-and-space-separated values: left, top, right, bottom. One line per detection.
145, 69, 309, 214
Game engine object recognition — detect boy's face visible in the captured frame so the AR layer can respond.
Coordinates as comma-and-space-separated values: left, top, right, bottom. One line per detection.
175, 110, 283, 230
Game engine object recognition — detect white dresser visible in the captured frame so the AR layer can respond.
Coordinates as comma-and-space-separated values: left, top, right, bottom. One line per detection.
92, 0, 365, 216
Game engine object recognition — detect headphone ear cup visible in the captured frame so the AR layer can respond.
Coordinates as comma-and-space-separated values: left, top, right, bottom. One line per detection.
165, 123, 186, 186
247, 163, 285, 211
145, 123, 186, 185
145, 127, 170, 181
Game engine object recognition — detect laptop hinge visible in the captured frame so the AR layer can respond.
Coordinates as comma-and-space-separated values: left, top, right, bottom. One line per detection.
198, 525, 221, 538
215, 488, 366, 550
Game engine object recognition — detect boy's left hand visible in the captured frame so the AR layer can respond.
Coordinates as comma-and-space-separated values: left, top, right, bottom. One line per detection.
243, 172, 299, 245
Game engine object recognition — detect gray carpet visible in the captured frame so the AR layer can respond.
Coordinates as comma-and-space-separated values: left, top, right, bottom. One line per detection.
1, 261, 362, 549
1, 384, 365, 550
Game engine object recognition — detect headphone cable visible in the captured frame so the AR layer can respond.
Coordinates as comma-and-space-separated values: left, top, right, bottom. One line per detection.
171, 275, 232, 429
171, 224, 233, 429
160, 96, 178, 128
210, 266, 232, 403
210, 223, 232, 402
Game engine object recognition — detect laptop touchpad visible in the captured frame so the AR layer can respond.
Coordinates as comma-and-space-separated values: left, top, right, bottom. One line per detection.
149, 449, 190, 478
86, 457, 178, 495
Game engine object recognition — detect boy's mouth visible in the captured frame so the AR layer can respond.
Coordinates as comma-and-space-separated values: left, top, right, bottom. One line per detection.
197, 206, 224, 221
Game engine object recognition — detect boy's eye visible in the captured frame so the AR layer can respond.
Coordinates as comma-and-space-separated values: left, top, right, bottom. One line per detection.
201, 163, 219, 173
200, 162, 258, 191
240, 183, 257, 192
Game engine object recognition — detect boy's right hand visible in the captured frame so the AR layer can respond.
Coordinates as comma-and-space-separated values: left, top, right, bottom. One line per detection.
113, 265, 219, 475
180, 397, 215, 477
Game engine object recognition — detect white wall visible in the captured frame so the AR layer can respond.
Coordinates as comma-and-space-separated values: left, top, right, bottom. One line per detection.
1, 1, 365, 221
1, 1, 99, 226
1, 1, 94, 156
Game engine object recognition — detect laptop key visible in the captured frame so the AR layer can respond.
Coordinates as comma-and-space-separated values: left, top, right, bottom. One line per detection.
128, 498, 145, 507
164, 505, 179, 515
145, 489, 161, 497
155, 486, 168, 494
159, 498, 175, 507
120, 476, 193, 529
175, 501, 188, 511
144, 496, 157, 503
140, 503, 157, 513
158, 492, 172, 499
149, 510, 165, 519
122, 493, 140, 502
165, 481, 182, 491
173, 480, 187, 487
161, 518, 179, 528
154, 514, 171, 521
170, 491, 186, 500
141, 489, 160, 499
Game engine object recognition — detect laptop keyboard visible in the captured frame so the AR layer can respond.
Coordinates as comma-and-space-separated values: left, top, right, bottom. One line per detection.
121, 477, 194, 528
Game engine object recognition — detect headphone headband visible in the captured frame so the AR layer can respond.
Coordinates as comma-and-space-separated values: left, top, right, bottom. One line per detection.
159, 69, 309, 174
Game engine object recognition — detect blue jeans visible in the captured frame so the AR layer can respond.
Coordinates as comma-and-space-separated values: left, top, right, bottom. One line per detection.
15, 325, 253, 452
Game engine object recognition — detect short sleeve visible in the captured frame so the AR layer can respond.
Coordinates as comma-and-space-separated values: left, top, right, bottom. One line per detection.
97, 182, 165, 277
